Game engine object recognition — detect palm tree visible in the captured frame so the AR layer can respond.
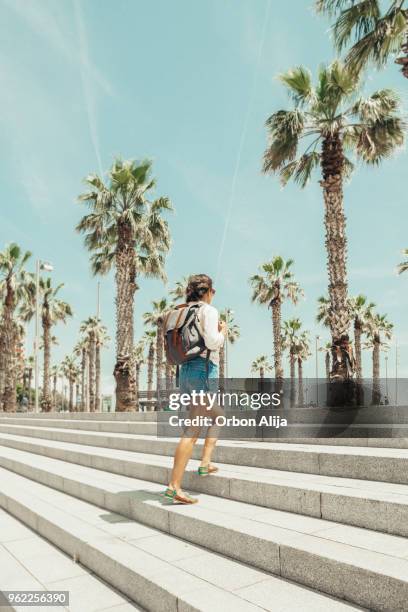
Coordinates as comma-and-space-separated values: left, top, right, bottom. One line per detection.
50, 364, 60, 411
251, 355, 273, 379
74, 338, 89, 411
219, 310, 240, 381
398, 248, 408, 274
95, 321, 109, 412
25, 355, 34, 410
133, 340, 146, 411
144, 330, 156, 408
250, 256, 303, 387
365, 312, 393, 404
80, 317, 99, 412
263, 62, 404, 378
61, 356, 80, 412
316, 1, 408, 78
294, 331, 311, 406
319, 342, 332, 380
143, 298, 168, 411
282, 318, 302, 406
349, 295, 375, 380
37, 279, 72, 411
76, 158, 172, 411
170, 277, 189, 303
0, 244, 33, 412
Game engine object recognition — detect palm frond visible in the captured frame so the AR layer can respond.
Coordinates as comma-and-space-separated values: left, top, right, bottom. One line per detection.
279, 66, 314, 106
332, 0, 381, 51
397, 248, 408, 274
280, 151, 321, 187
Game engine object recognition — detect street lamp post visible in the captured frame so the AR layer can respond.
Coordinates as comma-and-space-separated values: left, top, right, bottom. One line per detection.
34, 260, 53, 413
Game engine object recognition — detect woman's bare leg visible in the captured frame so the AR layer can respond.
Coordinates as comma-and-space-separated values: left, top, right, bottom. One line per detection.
200, 405, 223, 467
168, 431, 199, 493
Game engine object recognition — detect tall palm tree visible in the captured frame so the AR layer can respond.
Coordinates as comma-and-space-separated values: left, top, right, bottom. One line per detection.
143, 298, 168, 411
50, 364, 60, 411
319, 342, 332, 380
76, 158, 172, 411
250, 256, 303, 387
282, 318, 302, 406
95, 321, 109, 412
251, 355, 273, 379
37, 279, 72, 411
294, 331, 311, 406
398, 248, 408, 274
0, 244, 33, 412
365, 312, 393, 404
80, 317, 99, 412
61, 356, 80, 412
316, 1, 408, 78
133, 340, 146, 411
219, 310, 240, 381
144, 330, 156, 408
74, 338, 89, 411
264, 61, 404, 378
25, 355, 34, 410
349, 294, 375, 380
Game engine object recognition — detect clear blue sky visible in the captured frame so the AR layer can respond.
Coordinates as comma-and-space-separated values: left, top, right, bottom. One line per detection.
1, 0, 407, 394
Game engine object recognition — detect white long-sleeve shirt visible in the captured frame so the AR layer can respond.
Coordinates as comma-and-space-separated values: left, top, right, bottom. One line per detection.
195, 302, 225, 364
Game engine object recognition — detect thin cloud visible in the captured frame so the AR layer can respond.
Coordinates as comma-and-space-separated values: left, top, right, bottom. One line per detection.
73, 0, 103, 175
2, 0, 112, 97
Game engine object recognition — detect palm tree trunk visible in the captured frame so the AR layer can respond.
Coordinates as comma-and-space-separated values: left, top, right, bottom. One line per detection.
0, 324, 5, 411
89, 334, 96, 412
114, 220, 137, 411
135, 363, 140, 411
298, 358, 304, 406
259, 367, 264, 380
321, 133, 350, 378
69, 380, 74, 412
147, 343, 155, 410
81, 348, 86, 411
165, 362, 171, 404
42, 315, 52, 412
325, 352, 330, 380
75, 383, 80, 411
95, 343, 101, 412
2, 287, 17, 412
354, 319, 363, 381
289, 353, 296, 407
52, 375, 57, 410
271, 296, 283, 389
395, 34, 408, 78
156, 321, 164, 411
372, 335, 381, 405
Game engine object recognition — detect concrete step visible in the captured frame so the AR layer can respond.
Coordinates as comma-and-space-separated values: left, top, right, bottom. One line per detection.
0, 507, 142, 612
0, 412, 157, 422
0, 418, 157, 435
4, 415, 408, 449
0, 467, 363, 612
2, 423, 408, 484
1, 432, 408, 538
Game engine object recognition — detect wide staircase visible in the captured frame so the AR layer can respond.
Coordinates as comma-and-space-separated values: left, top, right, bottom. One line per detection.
1, 412, 408, 611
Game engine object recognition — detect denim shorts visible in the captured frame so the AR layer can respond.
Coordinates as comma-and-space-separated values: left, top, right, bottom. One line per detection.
179, 357, 218, 394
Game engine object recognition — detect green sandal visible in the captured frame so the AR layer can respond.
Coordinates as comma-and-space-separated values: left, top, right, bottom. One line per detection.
198, 465, 219, 477
163, 488, 198, 504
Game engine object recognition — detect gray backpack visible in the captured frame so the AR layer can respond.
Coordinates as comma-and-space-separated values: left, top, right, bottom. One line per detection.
163, 303, 209, 365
